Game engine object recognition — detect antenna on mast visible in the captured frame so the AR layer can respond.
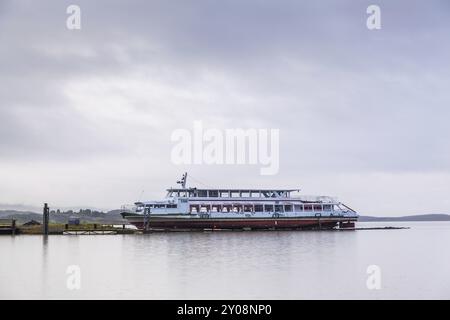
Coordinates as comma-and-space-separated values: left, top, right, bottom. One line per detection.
176, 172, 188, 189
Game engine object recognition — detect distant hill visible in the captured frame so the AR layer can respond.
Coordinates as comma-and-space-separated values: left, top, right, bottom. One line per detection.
0, 209, 126, 224
359, 214, 450, 222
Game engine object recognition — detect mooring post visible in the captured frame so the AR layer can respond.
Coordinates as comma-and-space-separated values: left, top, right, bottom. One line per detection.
12, 219, 16, 235
43, 203, 49, 235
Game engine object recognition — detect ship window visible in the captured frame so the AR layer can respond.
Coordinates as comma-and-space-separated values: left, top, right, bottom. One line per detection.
254, 205, 263, 212
244, 205, 253, 212
275, 205, 284, 212
209, 190, 219, 197
284, 205, 292, 212
323, 205, 332, 211
233, 205, 243, 212
181, 199, 188, 203
264, 205, 274, 212
220, 191, 230, 197
314, 205, 322, 211
198, 190, 207, 197
167, 204, 177, 208
241, 192, 250, 197
294, 205, 303, 211
304, 205, 312, 211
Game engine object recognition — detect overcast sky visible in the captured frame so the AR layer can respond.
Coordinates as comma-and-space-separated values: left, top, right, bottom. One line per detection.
1, 0, 450, 215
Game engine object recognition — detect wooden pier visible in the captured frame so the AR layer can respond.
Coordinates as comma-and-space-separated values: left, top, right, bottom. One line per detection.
0, 219, 16, 235
336, 226, 410, 231
15, 224, 136, 235
63, 230, 118, 235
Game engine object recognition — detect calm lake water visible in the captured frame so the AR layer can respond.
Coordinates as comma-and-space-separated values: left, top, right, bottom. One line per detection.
1, 222, 450, 299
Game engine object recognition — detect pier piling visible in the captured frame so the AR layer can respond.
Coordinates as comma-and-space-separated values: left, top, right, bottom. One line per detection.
43, 203, 49, 235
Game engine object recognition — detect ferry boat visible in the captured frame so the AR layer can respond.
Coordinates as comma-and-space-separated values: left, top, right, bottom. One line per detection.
121, 173, 359, 231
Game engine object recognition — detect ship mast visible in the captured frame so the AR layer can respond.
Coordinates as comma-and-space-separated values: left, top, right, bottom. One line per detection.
177, 172, 188, 189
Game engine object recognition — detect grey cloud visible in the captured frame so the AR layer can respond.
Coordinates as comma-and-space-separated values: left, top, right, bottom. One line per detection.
0, 0, 449, 212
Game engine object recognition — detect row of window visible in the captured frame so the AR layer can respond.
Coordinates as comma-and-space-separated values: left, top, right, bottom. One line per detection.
138, 203, 333, 212
189, 204, 333, 213
169, 190, 288, 198
140, 204, 177, 209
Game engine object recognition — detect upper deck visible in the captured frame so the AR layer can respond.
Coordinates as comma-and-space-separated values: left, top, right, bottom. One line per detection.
164, 188, 337, 204
126, 174, 356, 217
166, 188, 299, 198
